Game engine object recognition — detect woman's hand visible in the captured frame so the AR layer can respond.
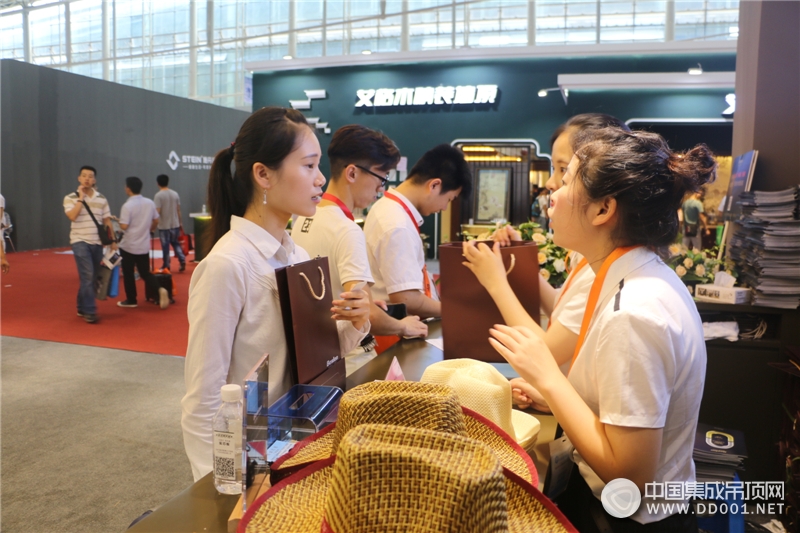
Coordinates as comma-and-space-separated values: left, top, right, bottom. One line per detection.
509, 377, 551, 413
332, 289, 370, 331
492, 225, 522, 246
488, 324, 561, 390
462, 240, 510, 295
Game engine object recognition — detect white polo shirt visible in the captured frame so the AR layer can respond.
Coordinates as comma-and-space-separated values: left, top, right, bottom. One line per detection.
119, 194, 159, 255
550, 253, 594, 335
364, 189, 437, 302
292, 205, 374, 297
566, 247, 706, 524
63, 189, 112, 245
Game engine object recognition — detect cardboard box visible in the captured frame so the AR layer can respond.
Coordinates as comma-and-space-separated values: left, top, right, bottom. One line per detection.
695, 284, 752, 305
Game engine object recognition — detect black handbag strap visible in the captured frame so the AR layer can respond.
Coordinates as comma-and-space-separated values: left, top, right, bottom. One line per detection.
80, 198, 102, 226
80, 198, 115, 242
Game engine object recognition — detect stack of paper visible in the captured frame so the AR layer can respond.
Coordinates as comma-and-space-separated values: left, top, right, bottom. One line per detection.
729, 186, 800, 309
693, 423, 748, 482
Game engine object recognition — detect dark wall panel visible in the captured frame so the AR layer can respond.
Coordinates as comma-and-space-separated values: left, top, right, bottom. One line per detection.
1, 59, 249, 251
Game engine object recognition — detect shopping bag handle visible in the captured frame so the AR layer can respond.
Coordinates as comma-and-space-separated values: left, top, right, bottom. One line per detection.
506, 254, 516, 275
299, 267, 326, 300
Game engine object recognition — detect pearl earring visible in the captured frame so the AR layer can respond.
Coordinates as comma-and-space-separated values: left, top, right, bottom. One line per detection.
263, 189, 267, 205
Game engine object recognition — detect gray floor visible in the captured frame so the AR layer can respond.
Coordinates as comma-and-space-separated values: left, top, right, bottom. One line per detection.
1, 337, 193, 533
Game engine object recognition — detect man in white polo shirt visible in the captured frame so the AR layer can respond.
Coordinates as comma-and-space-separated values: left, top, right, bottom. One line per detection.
293, 125, 428, 374
63, 165, 117, 323
116, 176, 169, 310
364, 144, 471, 318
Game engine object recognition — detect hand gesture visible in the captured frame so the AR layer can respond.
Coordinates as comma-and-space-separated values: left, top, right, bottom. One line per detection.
462, 240, 509, 295
509, 378, 551, 413
488, 324, 560, 390
399, 315, 428, 338
332, 288, 370, 331
492, 225, 522, 246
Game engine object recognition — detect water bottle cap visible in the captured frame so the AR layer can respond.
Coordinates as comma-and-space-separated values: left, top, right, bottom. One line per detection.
221, 384, 242, 402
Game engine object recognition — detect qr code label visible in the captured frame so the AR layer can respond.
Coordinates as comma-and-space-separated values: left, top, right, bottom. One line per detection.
215, 456, 236, 480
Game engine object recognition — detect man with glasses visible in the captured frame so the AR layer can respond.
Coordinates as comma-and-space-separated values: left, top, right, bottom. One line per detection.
364, 144, 471, 319
292, 125, 428, 375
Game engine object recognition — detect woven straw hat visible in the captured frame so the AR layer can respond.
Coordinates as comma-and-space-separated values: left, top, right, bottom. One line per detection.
240, 424, 577, 533
420, 359, 541, 450
270, 381, 538, 485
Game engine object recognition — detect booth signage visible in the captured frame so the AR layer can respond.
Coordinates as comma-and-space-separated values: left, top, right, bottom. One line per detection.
166, 150, 215, 171
355, 84, 498, 107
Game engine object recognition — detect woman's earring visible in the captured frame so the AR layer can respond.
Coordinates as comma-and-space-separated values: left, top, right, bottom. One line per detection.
263, 189, 267, 205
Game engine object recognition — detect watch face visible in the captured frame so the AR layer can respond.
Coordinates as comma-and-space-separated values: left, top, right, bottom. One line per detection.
706, 430, 734, 450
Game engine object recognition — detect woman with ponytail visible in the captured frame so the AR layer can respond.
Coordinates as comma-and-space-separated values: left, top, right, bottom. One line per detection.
465, 128, 716, 531
181, 107, 370, 481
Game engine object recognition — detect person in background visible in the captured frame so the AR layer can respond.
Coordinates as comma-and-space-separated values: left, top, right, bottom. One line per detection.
680, 190, 708, 250
529, 185, 541, 221
63, 166, 117, 324
154, 174, 187, 272
536, 188, 549, 230
116, 176, 169, 310
292, 125, 428, 374
0, 192, 5, 250
0, 192, 7, 273
492, 114, 630, 410
466, 128, 714, 531
181, 107, 370, 481
364, 144, 471, 319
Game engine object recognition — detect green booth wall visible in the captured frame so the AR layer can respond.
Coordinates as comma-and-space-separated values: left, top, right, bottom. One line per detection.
253, 53, 736, 256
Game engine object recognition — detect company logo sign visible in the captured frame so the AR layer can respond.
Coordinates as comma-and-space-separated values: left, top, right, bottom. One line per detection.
355, 84, 498, 108
166, 150, 215, 171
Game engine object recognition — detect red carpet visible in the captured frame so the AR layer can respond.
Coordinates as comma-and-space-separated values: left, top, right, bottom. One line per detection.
1, 245, 195, 356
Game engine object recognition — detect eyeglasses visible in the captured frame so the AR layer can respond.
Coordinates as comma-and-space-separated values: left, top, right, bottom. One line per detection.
355, 165, 390, 187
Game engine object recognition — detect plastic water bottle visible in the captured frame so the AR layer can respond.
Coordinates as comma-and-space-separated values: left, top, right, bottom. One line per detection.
212, 384, 243, 495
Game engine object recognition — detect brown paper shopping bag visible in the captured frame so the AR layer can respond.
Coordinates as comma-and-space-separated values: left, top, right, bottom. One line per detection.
439, 241, 540, 362
275, 257, 345, 386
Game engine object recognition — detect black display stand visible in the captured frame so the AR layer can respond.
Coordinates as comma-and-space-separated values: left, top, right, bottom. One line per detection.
696, 301, 800, 482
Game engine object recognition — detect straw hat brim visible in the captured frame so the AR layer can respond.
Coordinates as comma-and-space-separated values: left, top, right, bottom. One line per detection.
271, 406, 539, 486
240, 457, 577, 533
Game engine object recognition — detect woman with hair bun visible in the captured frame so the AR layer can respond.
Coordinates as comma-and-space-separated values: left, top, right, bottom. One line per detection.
466, 128, 716, 531
491, 114, 631, 411
181, 107, 370, 481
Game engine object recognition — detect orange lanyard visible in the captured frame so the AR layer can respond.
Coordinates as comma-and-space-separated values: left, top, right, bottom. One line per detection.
553, 257, 589, 310
384, 191, 432, 299
568, 246, 639, 374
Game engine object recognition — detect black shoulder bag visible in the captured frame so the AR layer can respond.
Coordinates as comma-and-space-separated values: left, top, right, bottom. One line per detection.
80, 199, 116, 245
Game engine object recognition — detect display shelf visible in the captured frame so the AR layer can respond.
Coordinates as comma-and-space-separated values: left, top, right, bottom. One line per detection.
705, 338, 782, 350
695, 300, 800, 482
